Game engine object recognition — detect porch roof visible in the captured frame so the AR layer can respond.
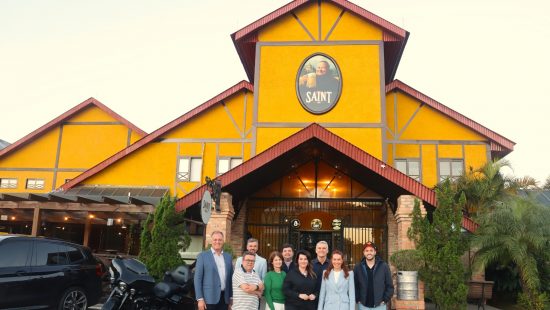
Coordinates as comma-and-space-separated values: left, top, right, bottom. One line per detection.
176, 123, 480, 232
177, 123, 436, 210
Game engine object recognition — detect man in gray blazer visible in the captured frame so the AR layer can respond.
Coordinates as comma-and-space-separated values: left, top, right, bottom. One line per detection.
195, 231, 233, 310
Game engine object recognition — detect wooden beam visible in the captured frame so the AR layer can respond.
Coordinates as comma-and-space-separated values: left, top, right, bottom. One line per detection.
31, 207, 41, 236
83, 213, 91, 247
0, 201, 154, 213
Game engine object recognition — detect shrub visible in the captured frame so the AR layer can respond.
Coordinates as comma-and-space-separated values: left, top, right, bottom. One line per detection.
138, 195, 191, 280
390, 249, 424, 271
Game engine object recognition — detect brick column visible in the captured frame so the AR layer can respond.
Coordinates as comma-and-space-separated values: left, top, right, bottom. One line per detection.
393, 195, 427, 310
395, 195, 426, 250
205, 193, 235, 247
230, 202, 247, 258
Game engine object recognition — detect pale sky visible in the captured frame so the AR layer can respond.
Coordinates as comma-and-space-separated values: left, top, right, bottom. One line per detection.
1, 0, 549, 184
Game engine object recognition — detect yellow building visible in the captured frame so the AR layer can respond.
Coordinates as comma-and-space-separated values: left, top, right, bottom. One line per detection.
0, 98, 150, 248
1, 0, 513, 279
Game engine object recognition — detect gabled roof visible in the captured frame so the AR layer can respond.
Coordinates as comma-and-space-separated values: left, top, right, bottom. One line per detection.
231, 0, 409, 83
61, 81, 254, 191
386, 80, 515, 157
176, 123, 437, 208
0, 97, 147, 158
175, 123, 479, 232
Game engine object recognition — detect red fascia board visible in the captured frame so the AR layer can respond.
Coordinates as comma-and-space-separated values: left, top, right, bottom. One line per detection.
60, 81, 254, 191
232, 0, 406, 42
177, 122, 475, 233
0, 97, 147, 158
462, 215, 479, 233
386, 80, 515, 152
175, 123, 437, 211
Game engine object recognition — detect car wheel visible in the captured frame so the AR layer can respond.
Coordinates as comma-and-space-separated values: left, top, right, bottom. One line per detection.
58, 287, 88, 310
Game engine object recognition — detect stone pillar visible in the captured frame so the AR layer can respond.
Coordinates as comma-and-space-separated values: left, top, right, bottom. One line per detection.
205, 193, 235, 247
393, 195, 427, 310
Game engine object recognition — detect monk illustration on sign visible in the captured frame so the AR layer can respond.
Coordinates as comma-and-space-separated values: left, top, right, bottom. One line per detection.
297, 54, 341, 114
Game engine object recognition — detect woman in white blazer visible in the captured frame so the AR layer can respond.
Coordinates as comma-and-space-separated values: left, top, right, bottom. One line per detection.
317, 250, 355, 310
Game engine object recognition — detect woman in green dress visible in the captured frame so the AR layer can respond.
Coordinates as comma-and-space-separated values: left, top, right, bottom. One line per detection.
264, 251, 286, 310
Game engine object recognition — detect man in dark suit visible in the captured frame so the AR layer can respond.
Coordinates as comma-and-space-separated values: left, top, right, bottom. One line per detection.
280, 243, 296, 273
195, 231, 233, 310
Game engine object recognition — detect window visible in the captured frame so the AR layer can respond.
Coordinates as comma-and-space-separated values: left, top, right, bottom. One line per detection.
177, 157, 202, 182
439, 159, 464, 181
60, 244, 85, 263
0, 239, 32, 267
0, 178, 17, 189
217, 157, 243, 175
33, 241, 67, 266
394, 159, 421, 181
26, 179, 45, 190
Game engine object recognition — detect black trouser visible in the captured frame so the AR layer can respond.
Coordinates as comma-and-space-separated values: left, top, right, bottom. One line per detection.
206, 291, 228, 310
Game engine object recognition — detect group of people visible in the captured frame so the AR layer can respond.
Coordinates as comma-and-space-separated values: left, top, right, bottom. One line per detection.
194, 231, 394, 310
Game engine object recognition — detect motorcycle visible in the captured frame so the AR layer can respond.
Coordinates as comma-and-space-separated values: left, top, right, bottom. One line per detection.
102, 257, 196, 310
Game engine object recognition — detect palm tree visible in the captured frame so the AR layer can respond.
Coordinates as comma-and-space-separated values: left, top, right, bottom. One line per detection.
472, 196, 550, 307
506, 176, 539, 193
453, 159, 512, 216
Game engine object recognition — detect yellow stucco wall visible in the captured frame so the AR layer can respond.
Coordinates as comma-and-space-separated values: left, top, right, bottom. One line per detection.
257, 1, 383, 42
82, 90, 253, 197
386, 91, 489, 186
421, 144, 438, 187
0, 105, 145, 192
256, 44, 382, 124
6, 0, 497, 198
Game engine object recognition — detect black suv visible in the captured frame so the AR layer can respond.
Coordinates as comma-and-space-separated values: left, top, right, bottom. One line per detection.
0, 235, 104, 309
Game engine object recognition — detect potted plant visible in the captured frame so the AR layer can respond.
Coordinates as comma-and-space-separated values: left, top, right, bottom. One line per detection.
390, 249, 424, 300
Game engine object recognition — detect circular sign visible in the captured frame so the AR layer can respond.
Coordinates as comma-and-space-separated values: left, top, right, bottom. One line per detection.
290, 219, 301, 229
332, 218, 342, 230
311, 219, 322, 230
200, 191, 212, 224
296, 53, 342, 114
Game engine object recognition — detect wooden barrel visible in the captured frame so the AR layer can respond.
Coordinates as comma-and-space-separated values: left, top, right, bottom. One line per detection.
397, 271, 418, 300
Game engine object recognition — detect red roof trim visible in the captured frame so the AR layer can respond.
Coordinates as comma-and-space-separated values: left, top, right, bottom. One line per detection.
462, 215, 479, 233
175, 123, 437, 210
60, 81, 254, 191
176, 123, 477, 233
233, 0, 406, 42
0, 97, 147, 158
386, 80, 515, 153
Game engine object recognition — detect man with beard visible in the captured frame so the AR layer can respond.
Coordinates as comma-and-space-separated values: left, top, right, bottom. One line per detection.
280, 243, 296, 273
353, 242, 393, 310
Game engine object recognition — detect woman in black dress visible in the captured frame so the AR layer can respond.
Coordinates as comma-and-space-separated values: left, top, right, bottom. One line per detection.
282, 250, 318, 310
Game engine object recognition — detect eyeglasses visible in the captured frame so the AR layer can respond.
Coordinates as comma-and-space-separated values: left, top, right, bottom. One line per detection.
244, 259, 256, 263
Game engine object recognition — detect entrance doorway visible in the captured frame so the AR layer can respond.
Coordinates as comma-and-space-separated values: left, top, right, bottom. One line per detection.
299, 231, 332, 259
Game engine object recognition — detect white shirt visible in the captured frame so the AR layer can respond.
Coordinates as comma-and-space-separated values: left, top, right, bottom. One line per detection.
211, 248, 226, 291
333, 270, 341, 284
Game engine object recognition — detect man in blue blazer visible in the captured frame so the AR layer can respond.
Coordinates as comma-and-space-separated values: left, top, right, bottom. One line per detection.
195, 231, 233, 310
